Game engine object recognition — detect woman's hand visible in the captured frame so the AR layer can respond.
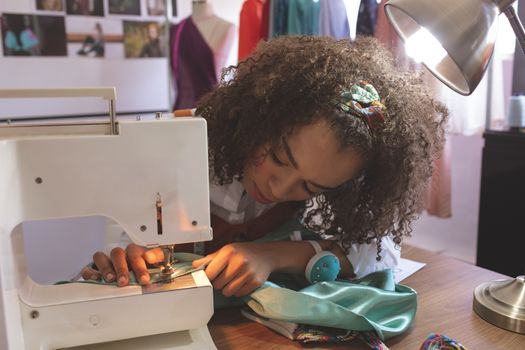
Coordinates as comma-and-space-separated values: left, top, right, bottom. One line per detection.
192, 242, 275, 298
80, 243, 165, 287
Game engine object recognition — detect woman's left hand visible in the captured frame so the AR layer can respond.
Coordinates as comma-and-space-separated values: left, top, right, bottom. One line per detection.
192, 242, 274, 297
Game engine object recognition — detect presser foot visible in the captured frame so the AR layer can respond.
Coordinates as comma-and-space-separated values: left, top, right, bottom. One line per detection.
146, 259, 208, 285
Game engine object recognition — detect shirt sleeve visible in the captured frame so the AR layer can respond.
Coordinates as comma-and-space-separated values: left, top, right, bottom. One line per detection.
343, 236, 400, 279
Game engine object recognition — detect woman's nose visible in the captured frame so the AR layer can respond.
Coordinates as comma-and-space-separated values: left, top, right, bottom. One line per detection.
269, 175, 297, 201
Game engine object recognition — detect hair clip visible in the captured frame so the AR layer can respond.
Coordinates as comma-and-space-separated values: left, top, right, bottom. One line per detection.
339, 81, 386, 130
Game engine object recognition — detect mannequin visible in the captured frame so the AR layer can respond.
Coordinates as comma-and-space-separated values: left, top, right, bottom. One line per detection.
191, 0, 235, 81
170, 0, 235, 109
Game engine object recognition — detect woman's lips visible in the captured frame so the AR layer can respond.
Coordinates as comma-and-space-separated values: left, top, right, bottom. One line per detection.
252, 183, 273, 204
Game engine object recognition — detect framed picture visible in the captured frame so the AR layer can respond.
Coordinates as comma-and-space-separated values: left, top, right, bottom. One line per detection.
147, 0, 166, 16
1, 13, 67, 56
108, 0, 141, 16
36, 0, 64, 12
123, 21, 165, 58
65, 0, 104, 17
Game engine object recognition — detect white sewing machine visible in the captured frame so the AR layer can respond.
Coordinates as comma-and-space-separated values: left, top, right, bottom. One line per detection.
0, 88, 216, 349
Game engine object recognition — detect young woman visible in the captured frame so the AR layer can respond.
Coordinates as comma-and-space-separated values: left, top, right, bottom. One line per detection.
83, 35, 447, 298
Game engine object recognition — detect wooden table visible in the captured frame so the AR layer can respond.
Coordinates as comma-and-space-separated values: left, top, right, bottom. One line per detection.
209, 246, 525, 349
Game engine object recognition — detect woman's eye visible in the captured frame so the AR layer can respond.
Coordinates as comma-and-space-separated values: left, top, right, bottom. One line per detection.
270, 150, 287, 166
302, 182, 316, 196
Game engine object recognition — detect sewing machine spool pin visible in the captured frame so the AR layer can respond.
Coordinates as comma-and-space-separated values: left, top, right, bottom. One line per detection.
156, 192, 163, 235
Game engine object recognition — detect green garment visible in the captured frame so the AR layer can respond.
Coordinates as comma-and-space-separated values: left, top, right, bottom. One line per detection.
287, 0, 320, 35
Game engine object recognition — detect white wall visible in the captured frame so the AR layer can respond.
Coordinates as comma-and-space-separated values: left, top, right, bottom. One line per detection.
0, 0, 171, 118
408, 134, 484, 264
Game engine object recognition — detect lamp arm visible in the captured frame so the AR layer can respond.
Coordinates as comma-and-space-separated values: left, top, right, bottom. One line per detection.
501, 4, 525, 56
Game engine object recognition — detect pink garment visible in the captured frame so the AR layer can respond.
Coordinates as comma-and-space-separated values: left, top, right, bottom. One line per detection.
425, 137, 452, 218
376, 0, 452, 218
375, 0, 411, 68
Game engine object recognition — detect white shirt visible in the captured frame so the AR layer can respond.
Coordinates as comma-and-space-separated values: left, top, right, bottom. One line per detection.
209, 178, 276, 224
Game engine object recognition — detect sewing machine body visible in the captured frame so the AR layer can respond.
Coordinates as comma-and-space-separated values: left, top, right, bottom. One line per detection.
0, 88, 215, 349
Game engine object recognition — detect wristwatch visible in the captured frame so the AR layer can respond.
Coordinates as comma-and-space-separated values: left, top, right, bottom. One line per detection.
305, 240, 341, 283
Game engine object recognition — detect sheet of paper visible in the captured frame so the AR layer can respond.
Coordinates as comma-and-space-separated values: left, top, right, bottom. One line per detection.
394, 258, 426, 283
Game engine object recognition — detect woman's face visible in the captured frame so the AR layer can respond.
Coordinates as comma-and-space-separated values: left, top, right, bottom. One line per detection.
242, 118, 366, 204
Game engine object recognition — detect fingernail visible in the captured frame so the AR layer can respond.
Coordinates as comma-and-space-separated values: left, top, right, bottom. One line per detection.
118, 276, 127, 286
105, 273, 114, 282
139, 275, 149, 284
89, 274, 99, 280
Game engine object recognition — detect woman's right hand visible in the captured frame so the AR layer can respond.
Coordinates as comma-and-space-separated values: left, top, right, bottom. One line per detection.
80, 244, 165, 287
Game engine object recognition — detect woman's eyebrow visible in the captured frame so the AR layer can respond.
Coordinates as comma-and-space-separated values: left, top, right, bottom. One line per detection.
282, 138, 299, 168
282, 138, 340, 191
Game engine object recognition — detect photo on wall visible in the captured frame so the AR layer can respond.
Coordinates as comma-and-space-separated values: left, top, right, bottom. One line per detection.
66, 17, 124, 59
108, 0, 141, 16
36, 0, 64, 12
1, 13, 67, 56
73, 22, 105, 57
65, 0, 104, 17
123, 21, 165, 58
147, 0, 166, 16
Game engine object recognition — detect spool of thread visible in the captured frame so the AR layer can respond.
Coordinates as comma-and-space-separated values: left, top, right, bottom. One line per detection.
507, 95, 525, 131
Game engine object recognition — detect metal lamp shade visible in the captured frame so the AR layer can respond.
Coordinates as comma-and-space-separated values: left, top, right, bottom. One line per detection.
385, 0, 499, 95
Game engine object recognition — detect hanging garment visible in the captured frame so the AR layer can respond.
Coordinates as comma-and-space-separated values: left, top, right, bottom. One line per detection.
356, 0, 379, 36
287, 0, 320, 35
375, 0, 408, 63
170, 17, 217, 110
260, 0, 270, 41
319, 0, 350, 39
272, 0, 289, 37
425, 136, 452, 218
238, 0, 267, 61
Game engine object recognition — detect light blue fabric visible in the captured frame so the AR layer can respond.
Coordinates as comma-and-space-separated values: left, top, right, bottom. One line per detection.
319, 0, 350, 39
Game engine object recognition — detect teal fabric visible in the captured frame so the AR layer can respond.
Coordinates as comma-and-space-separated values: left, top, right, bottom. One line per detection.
62, 220, 416, 341
287, 0, 320, 35
243, 270, 416, 341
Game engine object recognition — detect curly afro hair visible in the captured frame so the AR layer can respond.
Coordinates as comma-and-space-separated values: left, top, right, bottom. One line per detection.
196, 35, 448, 255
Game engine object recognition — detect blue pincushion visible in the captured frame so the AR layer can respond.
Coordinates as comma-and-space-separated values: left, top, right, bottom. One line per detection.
305, 251, 341, 283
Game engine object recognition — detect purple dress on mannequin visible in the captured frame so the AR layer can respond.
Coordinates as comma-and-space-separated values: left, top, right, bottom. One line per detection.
171, 17, 218, 110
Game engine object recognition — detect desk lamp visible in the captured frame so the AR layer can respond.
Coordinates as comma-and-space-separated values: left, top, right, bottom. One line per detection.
385, 0, 525, 334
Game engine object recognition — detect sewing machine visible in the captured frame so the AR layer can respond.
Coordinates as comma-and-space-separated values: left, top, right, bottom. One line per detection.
0, 88, 215, 349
